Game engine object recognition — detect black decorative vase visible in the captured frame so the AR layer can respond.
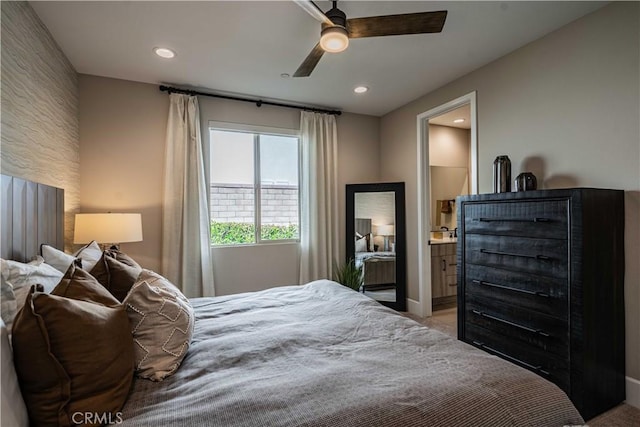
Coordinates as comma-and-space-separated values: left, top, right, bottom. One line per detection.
492, 155, 511, 193
514, 172, 537, 191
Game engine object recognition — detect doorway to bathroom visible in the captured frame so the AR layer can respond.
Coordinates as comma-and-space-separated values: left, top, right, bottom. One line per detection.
416, 92, 478, 319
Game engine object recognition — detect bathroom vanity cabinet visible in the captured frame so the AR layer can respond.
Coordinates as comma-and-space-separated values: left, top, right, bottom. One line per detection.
431, 242, 457, 309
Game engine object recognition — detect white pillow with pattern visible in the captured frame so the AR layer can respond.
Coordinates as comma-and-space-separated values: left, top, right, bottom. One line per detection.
123, 270, 194, 381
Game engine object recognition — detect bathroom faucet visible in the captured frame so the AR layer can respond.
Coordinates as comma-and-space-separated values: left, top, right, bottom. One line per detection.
440, 226, 449, 231
454, 227, 458, 238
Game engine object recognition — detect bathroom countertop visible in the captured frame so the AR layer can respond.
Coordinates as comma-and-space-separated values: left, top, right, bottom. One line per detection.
429, 237, 457, 245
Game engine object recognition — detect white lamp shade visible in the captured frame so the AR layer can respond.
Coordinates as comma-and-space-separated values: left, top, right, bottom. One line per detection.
74, 213, 143, 244
377, 224, 394, 236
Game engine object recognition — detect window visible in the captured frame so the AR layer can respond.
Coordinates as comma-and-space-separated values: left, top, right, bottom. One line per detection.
209, 123, 300, 246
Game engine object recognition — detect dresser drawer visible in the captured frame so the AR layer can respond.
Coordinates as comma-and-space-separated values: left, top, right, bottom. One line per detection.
464, 323, 570, 393
463, 199, 568, 239
464, 264, 568, 319
464, 234, 568, 279
464, 294, 569, 359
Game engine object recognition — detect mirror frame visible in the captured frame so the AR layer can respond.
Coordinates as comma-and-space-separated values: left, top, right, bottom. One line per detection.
346, 182, 406, 311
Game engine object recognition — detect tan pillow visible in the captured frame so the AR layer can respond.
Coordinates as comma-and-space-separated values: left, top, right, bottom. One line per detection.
104, 247, 141, 269
12, 273, 134, 426
90, 250, 142, 301
123, 270, 194, 381
55, 262, 121, 306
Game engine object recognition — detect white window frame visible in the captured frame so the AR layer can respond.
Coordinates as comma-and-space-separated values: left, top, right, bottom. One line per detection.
208, 121, 301, 247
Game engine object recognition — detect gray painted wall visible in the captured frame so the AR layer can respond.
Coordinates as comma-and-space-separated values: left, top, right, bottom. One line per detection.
79, 75, 381, 295
380, 2, 639, 381
0, 1, 79, 250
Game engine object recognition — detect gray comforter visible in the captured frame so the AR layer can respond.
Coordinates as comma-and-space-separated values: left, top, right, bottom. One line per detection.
120, 280, 583, 426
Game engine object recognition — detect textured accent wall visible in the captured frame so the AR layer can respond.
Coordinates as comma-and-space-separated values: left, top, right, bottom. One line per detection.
1, 1, 79, 250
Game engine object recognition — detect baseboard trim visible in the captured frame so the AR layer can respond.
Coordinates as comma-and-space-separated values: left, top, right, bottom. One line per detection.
626, 376, 640, 409
406, 298, 423, 317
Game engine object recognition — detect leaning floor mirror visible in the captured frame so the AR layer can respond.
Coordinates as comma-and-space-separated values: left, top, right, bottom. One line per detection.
346, 182, 406, 312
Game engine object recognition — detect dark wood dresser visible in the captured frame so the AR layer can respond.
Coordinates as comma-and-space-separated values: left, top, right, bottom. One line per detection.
456, 188, 625, 420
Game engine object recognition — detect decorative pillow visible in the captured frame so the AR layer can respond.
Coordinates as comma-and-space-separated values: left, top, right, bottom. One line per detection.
104, 246, 141, 269
12, 276, 134, 426
0, 276, 17, 335
73, 240, 103, 271
0, 257, 64, 315
54, 262, 123, 306
90, 250, 143, 301
123, 270, 194, 381
1, 319, 29, 427
366, 233, 375, 251
41, 241, 102, 273
355, 236, 368, 252
40, 244, 77, 273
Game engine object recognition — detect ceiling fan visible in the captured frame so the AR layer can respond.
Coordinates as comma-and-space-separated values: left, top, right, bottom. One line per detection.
292, 0, 447, 77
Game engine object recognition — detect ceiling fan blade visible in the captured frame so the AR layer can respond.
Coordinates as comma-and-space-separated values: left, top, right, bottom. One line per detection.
347, 10, 447, 39
293, 0, 334, 26
293, 43, 325, 77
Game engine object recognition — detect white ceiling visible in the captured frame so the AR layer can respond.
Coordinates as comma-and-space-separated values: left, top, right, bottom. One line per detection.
429, 104, 470, 129
30, 1, 607, 116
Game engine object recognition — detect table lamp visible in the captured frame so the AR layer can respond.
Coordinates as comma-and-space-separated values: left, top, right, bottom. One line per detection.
74, 213, 143, 249
376, 224, 394, 252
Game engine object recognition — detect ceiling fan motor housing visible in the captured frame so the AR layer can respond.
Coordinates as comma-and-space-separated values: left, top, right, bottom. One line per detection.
323, 6, 347, 30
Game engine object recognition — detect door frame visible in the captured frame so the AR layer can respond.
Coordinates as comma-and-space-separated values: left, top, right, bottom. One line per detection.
416, 91, 478, 318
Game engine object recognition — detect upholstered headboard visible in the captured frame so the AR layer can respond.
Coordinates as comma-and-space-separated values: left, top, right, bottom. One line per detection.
355, 218, 372, 236
0, 174, 64, 262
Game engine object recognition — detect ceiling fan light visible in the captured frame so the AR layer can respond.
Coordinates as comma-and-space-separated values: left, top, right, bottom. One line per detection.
320, 26, 349, 53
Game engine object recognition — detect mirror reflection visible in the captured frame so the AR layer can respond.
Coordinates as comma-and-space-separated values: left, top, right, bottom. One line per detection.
430, 166, 469, 232
355, 191, 396, 302
346, 183, 406, 312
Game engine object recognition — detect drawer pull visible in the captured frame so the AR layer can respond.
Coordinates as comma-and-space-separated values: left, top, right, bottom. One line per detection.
475, 217, 551, 223
471, 279, 550, 298
480, 248, 552, 261
471, 309, 550, 337
472, 341, 550, 375
448, 283, 457, 287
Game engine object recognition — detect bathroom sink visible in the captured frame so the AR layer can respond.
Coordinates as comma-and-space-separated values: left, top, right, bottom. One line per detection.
429, 232, 457, 244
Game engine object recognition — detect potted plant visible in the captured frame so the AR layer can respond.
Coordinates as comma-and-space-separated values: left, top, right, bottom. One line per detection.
333, 258, 363, 291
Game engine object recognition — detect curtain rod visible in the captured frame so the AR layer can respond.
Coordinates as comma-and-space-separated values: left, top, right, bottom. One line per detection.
159, 85, 342, 116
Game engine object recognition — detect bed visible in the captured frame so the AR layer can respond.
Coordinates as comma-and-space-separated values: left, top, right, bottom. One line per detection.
354, 218, 396, 292
1, 175, 584, 426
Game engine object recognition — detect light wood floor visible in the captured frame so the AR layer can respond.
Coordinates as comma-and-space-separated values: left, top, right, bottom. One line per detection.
404, 307, 640, 426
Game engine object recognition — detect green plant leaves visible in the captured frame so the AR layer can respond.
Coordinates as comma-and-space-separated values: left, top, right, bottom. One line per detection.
333, 258, 363, 291
211, 222, 298, 245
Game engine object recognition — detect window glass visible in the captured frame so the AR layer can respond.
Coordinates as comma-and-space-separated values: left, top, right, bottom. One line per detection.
210, 130, 255, 245
209, 128, 299, 246
260, 135, 299, 241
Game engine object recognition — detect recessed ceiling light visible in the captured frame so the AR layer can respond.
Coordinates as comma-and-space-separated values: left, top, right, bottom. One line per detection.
453, 118, 465, 123
280, 73, 291, 79
154, 47, 176, 59
354, 86, 369, 94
